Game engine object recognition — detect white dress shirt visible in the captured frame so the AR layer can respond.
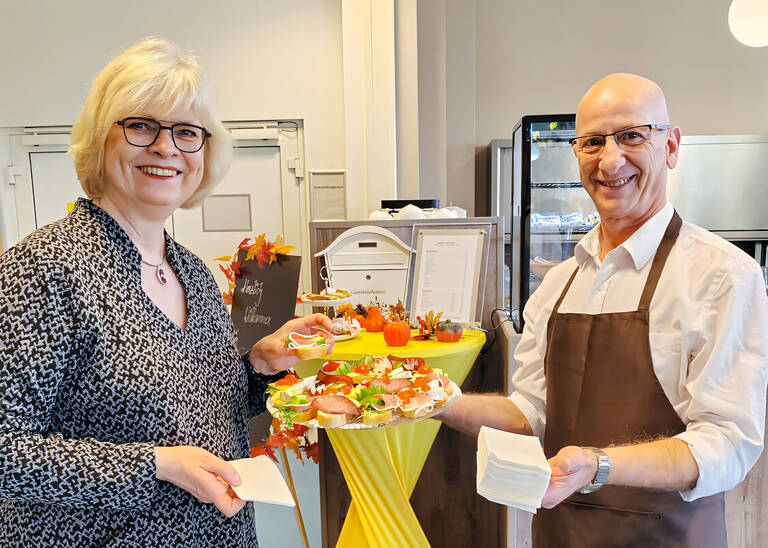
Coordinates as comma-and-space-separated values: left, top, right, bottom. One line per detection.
508, 202, 768, 501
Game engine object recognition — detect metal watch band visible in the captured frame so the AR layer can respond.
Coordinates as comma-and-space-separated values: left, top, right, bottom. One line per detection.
579, 446, 610, 494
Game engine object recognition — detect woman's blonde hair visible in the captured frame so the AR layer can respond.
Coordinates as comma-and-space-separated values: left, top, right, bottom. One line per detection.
70, 38, 232, 208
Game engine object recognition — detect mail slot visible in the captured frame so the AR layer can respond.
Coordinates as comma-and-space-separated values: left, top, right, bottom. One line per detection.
314, 226, 414, 306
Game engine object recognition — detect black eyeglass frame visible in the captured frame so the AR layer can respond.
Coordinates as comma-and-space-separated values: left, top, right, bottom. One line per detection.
569, 123, 670, 151
116, 117, 212, 153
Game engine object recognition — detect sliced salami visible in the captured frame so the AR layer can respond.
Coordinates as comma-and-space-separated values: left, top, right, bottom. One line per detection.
310, 395, 359, 416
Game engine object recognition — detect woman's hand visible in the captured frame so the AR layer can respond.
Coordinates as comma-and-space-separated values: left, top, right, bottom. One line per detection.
155, 446, 245, 517
249, 313, 335, 375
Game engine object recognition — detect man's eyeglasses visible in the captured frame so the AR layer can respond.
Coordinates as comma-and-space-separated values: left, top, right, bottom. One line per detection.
116, 117, 211, 153
569, 124, 669, 156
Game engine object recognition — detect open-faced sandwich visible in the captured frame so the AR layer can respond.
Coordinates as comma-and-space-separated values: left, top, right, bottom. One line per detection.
284, 332, 329, 360
299, 287, 352, 302
330, 316, 362, 338
266, 355, 456, 429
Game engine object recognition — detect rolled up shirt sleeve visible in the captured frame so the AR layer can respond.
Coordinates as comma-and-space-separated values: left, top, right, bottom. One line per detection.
675, 261, 768, 501
507, 287, 548, 440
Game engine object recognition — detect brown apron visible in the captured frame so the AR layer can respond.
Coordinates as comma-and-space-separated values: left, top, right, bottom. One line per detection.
531, 211, 727, 548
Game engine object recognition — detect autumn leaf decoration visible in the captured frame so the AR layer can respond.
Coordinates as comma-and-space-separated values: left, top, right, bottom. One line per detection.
214, 234, 295, 305
251, 418, 319, 465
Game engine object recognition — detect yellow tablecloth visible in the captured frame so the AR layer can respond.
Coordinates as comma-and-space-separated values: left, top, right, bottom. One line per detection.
296, 330, 485, 548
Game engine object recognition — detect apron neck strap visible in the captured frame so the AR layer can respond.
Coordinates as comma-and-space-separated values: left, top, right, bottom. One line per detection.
550, 210, 682, 316
638, 210, 682, 311
552, 266, 579, 316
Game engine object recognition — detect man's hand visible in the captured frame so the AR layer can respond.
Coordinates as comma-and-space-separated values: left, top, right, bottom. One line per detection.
249, 313, 335, 375
155, 446, 245, 518
541, 446, 597, 508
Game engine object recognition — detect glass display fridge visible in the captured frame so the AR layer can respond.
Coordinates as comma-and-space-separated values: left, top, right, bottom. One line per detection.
509, 114, 599, 331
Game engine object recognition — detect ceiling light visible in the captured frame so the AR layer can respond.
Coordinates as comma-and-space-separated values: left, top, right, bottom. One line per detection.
729, 0, 768, 47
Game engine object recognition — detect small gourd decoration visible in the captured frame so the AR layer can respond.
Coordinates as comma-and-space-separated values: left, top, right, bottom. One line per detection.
383, 321, 411, 346
435, 320, 463, 342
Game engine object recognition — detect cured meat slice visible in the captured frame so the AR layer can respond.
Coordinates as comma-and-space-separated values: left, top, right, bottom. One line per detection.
310, 395, 359, 416
399, 391, 435, 414
387, 355, 425, 371
369, 378, 387, 389
439, 374, 450, 388
370, 393, 399, 411
384, 378, 413, 393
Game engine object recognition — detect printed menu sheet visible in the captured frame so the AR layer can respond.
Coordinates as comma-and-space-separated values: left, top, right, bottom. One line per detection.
411, 229, 485, 325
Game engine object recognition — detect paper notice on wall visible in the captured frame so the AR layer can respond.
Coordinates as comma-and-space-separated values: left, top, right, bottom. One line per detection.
411, 229, 484, 325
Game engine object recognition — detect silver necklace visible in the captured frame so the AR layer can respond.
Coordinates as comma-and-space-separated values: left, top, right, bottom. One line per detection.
141, 257, 168, 285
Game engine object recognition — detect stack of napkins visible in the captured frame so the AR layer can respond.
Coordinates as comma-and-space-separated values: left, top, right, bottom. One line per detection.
476, 426, 551, 513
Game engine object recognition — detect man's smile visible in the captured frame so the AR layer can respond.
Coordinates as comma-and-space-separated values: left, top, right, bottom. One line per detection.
597, 174, 636, 188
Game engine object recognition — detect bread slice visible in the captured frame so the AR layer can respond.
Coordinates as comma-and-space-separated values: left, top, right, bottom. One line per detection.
294, 345, 327, 360
316, 410, 348, 428
293, 408, 317, 423
401, 405, 434, 419
362, 410, 393, 426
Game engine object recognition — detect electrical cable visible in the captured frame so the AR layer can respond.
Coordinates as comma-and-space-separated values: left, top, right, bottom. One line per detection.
478, 307, 512, 356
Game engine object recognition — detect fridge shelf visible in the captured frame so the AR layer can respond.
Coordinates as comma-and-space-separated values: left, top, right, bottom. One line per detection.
530, 231, 590, 242
531, 181, 582, 189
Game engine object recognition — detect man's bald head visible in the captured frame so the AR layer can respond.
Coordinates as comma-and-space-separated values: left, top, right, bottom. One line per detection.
572, 73, 681, 239
576, 73, 670, 133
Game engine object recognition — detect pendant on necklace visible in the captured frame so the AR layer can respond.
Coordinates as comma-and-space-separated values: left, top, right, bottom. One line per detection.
157, 266, 168, 285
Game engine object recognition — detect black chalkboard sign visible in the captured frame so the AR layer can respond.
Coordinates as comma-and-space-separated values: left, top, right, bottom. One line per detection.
230, 252, 302, 355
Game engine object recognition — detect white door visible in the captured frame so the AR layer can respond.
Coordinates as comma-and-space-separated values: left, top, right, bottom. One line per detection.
6, 133, 174, 244
6, 123, 309, 299
173, 146, 285, 293
28, 151, 83, 228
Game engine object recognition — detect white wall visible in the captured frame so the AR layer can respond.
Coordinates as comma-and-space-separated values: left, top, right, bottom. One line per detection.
416, 0, 768, 215
0, 0, 346, 188
475, 0, 768, 148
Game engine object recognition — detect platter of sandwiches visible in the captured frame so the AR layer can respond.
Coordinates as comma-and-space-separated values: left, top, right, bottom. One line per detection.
266, 355, 460, 429
298, 288, 352, 306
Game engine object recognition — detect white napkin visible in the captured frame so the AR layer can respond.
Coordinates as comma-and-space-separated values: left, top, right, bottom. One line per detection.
476, 426, 551, 514
229, 456, 296, 506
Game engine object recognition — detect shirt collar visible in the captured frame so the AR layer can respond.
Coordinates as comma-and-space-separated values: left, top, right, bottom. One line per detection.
574, 202, 674, 271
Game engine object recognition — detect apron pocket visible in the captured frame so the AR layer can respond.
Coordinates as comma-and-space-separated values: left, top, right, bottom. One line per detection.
566, 499, 661, 519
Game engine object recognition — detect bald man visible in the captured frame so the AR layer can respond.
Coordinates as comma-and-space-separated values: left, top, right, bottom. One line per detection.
441, 74, 768, 546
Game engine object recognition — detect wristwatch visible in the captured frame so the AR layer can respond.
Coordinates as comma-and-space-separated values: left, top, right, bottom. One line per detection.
579, 447, 610, 494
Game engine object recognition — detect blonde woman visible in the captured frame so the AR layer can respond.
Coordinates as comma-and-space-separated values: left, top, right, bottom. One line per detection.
0, 39, 331, 546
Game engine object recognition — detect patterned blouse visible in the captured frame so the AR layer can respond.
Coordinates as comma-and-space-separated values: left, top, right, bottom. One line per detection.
0, 199, 279, 547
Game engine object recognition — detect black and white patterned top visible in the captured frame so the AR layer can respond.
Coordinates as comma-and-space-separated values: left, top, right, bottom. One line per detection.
0, 199, 279, 547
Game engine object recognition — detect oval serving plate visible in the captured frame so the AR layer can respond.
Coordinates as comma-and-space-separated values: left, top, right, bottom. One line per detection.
267, 379, 462, 430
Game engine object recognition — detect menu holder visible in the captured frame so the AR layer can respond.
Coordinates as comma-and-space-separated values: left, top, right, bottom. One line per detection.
409, 228, 485, 326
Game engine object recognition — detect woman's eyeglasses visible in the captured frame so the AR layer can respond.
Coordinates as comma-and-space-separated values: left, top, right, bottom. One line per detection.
116, 117, 211, 153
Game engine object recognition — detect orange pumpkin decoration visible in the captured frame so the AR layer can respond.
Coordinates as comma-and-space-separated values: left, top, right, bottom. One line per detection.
383, 321, 411, 346
435, 321, 463, 342
365, 306, 387, 332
